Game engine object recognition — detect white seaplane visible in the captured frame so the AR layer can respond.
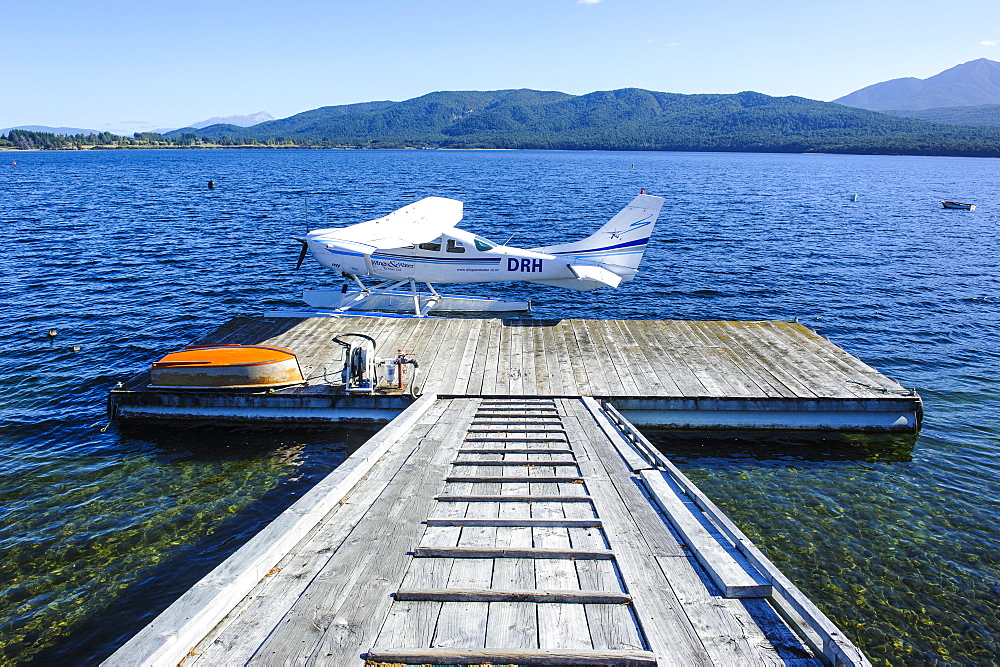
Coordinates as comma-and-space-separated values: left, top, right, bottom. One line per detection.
285, 192, 664, 317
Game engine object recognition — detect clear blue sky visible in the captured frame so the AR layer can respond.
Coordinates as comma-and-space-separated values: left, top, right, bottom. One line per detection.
3, 0, 998, 134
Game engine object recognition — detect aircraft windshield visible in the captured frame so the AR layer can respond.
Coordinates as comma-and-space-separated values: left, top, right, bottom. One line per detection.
474, 237, 495, 251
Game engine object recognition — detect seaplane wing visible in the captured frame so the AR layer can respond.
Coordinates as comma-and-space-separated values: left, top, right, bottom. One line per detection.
317, 196, 463, 249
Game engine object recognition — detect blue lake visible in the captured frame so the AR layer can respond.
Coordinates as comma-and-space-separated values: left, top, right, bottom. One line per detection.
1, 148, 998, 664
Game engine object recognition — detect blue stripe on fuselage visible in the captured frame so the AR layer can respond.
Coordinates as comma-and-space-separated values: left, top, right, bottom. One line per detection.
549, 237, 649, 256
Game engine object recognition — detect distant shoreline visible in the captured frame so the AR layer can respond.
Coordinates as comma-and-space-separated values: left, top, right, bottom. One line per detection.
4, 145, 997, 159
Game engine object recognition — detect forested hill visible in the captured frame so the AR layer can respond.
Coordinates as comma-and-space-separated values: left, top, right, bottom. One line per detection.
172, 88, 1000, 157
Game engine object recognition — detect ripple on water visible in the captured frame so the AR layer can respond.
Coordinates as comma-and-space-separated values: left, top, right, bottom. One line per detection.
1, 149, 999, 663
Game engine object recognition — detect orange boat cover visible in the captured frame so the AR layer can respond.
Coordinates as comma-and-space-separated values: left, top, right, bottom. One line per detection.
152, 345, 298, 368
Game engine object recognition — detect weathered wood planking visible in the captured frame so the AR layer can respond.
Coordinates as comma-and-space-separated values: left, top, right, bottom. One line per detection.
111, 316, 920, 430
266, 317, 911, 400
104, 396, 865, 666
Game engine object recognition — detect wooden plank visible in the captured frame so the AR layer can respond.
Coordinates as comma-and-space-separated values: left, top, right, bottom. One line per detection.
759, 322, 888, 396
676, 320, 769, 398
462, 319, 493, 396
508, 320, 525, 395
580, 397, 652, 473
625, 320, 704, 396
653, 555, 777, 666
248, 399, 480, 664
714, 321, 819, 398
482, 448, 538, 650
595, 319, 641, 395
495, 320, 513, 395
425, 518, 602, 528
792, 324, 907, 390
555, 319, 593, 395
741, 322, 855, 398
103, 394, 444, 667
520, 320, 539, 396
408, 317, 455, 394
451, 460, 579, 467
436, 495, 594, 503
697, 322, 792, 398
438, 318, 479, 394
459, 448, 572, 455
395, 589, 632, 604
525, 472, 594, 651
689, 321, 792, 399
640, 470, 771, 598
537, 319, 568, 395
474, 406, 558, 412
364, 647, 657, 666
447, 475, 583, 484
449, 318, 485, 395
479, 318, 505, 396
191, 420, 446, 662
653, 320, 731, 397
559, 399, 712, 666
607, 319, 670, 396
430, 472, 500, 649
414, 547, 615, 560
569, 318, 613, 395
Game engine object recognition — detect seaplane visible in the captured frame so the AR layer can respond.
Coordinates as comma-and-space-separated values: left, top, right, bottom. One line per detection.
283, 191, 664, 317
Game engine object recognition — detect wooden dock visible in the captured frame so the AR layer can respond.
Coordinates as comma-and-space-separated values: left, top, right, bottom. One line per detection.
110, 316, 921, 431
105, 395, 869, 666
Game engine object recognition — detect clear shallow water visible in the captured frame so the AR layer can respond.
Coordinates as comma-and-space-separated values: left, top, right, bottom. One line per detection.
1, 149, 998, 664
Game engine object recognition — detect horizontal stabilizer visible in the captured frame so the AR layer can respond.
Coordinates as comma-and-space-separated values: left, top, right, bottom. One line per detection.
569, 264, 623, 288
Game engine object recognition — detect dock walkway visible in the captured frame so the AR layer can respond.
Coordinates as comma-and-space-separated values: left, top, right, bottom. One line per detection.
106, 396, 868, 666
110, 317, 921, 431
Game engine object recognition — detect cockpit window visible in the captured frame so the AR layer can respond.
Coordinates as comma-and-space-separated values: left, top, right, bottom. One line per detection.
446, 239, 466, 253
419, 237, 442, 251
474, 237, 495, 251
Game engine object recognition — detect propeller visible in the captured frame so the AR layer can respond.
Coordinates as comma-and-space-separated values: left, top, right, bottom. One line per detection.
294, 236, 309, 270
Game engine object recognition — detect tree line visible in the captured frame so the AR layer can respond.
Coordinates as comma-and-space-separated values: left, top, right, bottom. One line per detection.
0, 129, 329, 150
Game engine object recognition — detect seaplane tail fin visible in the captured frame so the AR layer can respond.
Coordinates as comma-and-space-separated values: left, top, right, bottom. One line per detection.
532, 193, 664, 277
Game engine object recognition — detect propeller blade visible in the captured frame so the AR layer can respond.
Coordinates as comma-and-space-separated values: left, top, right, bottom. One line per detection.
295, 242, 309, 270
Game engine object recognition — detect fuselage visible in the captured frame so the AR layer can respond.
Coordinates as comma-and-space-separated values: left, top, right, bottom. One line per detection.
305, 229, 618, 287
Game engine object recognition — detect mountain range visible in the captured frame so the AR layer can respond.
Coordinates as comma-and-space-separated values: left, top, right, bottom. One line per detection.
186, 111, 274, 130
161, 87, 1000, 157
9, 60, 1000, 156
833, 58, 1000, 111
2, 111, 273, 137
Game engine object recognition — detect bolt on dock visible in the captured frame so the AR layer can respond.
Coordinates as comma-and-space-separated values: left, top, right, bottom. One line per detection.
104, 395, 870, 666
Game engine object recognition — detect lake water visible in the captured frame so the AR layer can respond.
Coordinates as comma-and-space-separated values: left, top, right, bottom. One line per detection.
1, 148, 998, 664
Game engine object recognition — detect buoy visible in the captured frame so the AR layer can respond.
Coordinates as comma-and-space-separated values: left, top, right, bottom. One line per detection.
639, 189, 645, 194
47, 329, 57, 345
208, 180, 215, 189
70, 345, 81, 353
11, 162, 17, 166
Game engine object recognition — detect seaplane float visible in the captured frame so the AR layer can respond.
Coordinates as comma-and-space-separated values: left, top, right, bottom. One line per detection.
275, 191, 665, 318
